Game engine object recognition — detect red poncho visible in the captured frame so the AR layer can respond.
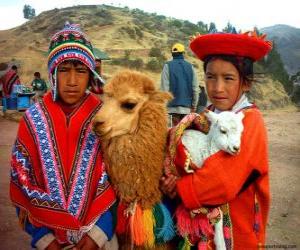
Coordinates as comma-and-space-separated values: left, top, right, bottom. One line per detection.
10, 92, 116, 243
0, 69, 20, 96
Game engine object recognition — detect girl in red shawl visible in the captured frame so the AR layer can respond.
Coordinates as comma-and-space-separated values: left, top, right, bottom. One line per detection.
161, 31, 272, 249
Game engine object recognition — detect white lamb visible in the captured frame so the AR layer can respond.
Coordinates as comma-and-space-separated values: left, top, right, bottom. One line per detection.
182, 110, 245, 172
181, 110, 245, 250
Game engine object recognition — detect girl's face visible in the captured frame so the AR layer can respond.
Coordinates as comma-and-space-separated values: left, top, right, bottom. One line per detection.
205, 59, 250, 111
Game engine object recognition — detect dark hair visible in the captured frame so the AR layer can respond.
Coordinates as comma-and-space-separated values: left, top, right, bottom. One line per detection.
34, 72, 41, 78
172, 52, 184, 57
11, 65, 18, 70
203, 55, 254, 87
58, 60, 86, 67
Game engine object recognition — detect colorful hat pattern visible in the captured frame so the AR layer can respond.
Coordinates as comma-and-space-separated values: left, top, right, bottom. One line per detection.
189, 30, 272, 62
48, 22, 104, 100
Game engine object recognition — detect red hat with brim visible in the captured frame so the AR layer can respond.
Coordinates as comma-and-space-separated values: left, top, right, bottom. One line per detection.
190, 32, 272, 62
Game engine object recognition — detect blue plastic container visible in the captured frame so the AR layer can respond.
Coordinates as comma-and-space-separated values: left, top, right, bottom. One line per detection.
17, 94, 32, 110
6, 97, 18, 109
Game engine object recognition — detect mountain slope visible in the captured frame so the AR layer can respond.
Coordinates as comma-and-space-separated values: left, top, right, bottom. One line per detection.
261, 24, 300, 75
0, 5, 291, 109
0, 5, 202, 83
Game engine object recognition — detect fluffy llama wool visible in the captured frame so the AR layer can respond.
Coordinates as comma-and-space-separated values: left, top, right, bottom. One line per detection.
93, 70, 174, 249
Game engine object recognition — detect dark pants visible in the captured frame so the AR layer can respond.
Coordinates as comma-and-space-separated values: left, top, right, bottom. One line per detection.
169, 113, 186, 127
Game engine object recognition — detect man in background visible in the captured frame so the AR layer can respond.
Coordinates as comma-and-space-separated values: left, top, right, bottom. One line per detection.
196, 85, 208, 113
160, 43, 199, 126
31, 71, 48, 101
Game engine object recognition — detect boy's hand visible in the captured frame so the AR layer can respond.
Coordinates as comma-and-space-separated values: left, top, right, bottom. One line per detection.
46, 240, 62, 250
73, 235, 99, 250
160, 174, 178, 199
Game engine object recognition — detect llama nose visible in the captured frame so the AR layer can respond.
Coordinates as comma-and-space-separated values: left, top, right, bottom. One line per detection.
233, 146, 240, 152
93, 120, 105, 136
94, 120, 105, 127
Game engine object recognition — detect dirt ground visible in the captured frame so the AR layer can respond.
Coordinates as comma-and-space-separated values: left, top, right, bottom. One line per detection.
0, 107, 299, 249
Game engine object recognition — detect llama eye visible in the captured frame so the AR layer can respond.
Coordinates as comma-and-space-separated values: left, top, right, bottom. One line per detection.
121, 102, 137, 110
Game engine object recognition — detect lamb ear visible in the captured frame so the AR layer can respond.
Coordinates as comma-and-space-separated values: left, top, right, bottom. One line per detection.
205, 110, 218, 123
237, 111, 245, 121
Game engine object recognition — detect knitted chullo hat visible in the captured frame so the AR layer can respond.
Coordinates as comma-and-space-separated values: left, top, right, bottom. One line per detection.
48, 22, 104, 101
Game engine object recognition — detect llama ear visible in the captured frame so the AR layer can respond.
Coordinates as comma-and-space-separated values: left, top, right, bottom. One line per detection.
149, 91, 173, 103
205, 110, 218, 123
103, 82, 113, 94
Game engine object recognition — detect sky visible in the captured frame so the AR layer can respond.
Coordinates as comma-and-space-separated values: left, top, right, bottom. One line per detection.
0, 0, 299, 31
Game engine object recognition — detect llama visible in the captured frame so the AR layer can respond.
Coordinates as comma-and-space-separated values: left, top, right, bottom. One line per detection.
172, 110, 245, 250
93, 70, 175, 249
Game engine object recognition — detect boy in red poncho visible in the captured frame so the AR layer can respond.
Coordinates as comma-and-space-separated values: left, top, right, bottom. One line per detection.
161, 31, 272, 249
10, 22, 116, 250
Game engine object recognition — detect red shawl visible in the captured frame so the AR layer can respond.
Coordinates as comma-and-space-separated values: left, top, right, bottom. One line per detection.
0, 69, 20, 96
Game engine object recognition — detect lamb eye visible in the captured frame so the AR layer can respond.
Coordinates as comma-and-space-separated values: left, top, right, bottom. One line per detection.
220, 128, 227, 134
121, 102, 137, 110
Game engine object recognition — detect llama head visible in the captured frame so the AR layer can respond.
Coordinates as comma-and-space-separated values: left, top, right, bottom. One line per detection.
205, 110, 245, 155
93, 70, 172, 140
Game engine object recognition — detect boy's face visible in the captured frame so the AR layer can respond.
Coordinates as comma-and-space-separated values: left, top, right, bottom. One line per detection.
57, 61, 89, 105
205, 59, 250, 111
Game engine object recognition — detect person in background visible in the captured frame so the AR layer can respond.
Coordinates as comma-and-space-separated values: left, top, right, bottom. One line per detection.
0, 65, 21, 97
196, 85, 208, 113
161, 31, 272, 249
161, 43, 199, 126
31, 71, 48, 101
0, 63, 9, 104
10, 22, 117, 250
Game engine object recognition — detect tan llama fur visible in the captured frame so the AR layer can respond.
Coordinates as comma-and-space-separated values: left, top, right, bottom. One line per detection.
93, 70, 172, 209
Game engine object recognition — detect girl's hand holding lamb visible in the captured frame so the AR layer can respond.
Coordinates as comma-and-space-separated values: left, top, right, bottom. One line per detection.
160, 174, 178, 199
